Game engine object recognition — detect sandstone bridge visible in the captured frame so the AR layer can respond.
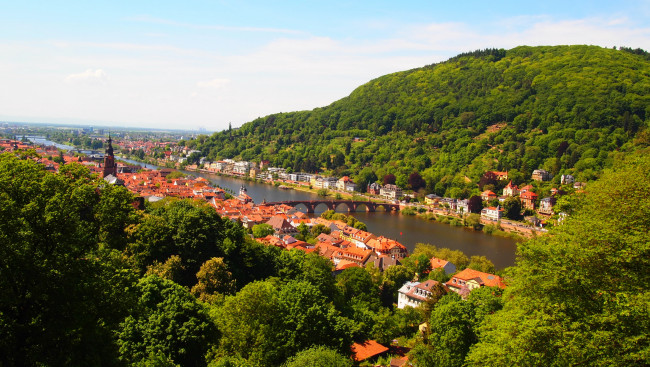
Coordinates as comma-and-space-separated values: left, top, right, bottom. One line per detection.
262, 200, 400, 213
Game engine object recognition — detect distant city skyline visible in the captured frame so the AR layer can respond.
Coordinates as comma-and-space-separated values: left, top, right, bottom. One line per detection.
1, 0, 649, 132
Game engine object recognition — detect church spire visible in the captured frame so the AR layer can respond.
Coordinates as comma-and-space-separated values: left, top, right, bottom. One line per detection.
102, 133, 117, 177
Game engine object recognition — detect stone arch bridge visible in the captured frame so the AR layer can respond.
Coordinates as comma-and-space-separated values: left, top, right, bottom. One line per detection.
263, 200, 400, 214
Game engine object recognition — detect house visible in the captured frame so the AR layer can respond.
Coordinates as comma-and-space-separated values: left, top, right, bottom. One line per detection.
397, 279, 448, 309
366, 236, 408, 259
424, 194, 440, 205
520, 191, 538, 210
481, 190, 497, 202
525, 216, 542, 227
439, 197, 457, 211
532, 169, 552, 181
367, 182, 381, 195
538, 197, 557, 215
232, 161, 252, 175
488, 171, 509, 180
481, 206, 504, 221
266, 215, 298, 237
430, 257, 456, 275
502, 181, 519, 197
380, 184, 403, 201
371, 255, 401, 272
311, 176, 338, 189
560, 174, 575, 185
445, 268, 506, 295
456, 199, 469, 215
332, 246, 375, 267
351, 340, 389, 363
519, 184, 534, 193
336, 176, 357, 192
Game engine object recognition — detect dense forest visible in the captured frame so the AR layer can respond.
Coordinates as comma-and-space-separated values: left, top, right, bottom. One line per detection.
185, 45, 650, 197
1, 148, 648, 366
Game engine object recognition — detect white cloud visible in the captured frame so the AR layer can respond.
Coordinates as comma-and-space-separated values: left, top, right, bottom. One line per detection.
197, 78, 230, 89
64, 69, 107, 84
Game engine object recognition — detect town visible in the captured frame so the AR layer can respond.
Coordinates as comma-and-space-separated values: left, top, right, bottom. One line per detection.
1, 135, 518, 364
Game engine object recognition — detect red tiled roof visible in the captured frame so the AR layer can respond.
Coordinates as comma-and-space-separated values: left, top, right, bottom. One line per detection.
446, 268, 506, 289
351, 340, 389, 361
430, 257, 449, 269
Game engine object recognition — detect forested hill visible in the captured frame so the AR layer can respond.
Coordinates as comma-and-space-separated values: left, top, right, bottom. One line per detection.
187, 45, 650, 197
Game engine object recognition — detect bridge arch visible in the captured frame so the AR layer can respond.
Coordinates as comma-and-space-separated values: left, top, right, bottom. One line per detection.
292, 202, 310, 213
312, 202, 333, 213
333, 201, 354, 212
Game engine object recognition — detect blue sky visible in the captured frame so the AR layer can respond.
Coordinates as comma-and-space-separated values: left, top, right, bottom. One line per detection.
1, 0, 649, 131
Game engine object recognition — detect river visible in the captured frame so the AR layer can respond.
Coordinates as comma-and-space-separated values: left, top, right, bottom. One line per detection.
119, 158, 519, 269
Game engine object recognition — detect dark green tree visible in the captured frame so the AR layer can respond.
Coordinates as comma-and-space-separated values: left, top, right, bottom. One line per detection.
252, 223, 274, 238
284, 346, 352, 367
502, 196, 522, 220
117, 275, 218, 367
0, 154, 138, 366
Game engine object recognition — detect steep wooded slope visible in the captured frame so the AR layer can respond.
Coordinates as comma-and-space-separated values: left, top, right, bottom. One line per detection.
188, 45, 650, 196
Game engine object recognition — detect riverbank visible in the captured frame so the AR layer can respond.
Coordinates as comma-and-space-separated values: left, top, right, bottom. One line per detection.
403, 209, 527, 242
176, 166, 536, 242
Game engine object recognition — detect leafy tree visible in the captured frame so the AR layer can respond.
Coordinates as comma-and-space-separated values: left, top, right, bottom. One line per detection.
478, 171, 497, 190
408, 171, 426, 191
146, 255, 186, 284
353, 220, 367, 231
128, 199, 240, 286
191, 257, 236, 302
252, 223, 274, 238
412, 293, 474, 367
317, 188, 329, 197
467, 255, 496, 274
296, 222, 310, 240
383, 173, 396, 185
336, 266, 380, 310
215, 279, 352, 366
310, 223, 331, 237
465, 213, 482, 230
117, 275, 218, 367
355, 167, 377, 193
467, 195, 483, 214
418, 281, 450, 322
0, 154, 138, 366
164, 171, 183, 181
284, 346, 352, 367
378, 264, 413, 306
466, 155, 650, 366
401, 253, 431, 278
501, 196, 522, 220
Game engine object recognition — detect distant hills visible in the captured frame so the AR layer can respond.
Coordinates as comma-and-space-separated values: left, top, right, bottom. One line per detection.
186, 45, 650, 197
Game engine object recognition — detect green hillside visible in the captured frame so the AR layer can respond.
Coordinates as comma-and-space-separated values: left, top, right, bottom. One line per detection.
187, 45, 650, 196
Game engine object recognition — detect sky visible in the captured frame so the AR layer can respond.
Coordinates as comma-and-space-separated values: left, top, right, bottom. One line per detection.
1, 1, 649, 132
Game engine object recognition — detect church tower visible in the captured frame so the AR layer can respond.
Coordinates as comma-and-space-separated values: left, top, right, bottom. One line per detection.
102, 134, 117, 177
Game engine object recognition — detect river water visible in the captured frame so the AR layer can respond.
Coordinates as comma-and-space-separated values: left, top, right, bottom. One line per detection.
116, 158, 519, 269
182, 170, 519, 269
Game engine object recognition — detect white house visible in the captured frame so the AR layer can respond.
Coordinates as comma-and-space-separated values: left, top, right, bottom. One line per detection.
481, 206, 504, 221
397, 279, 447, 309
561, 174, 575, 185
337, 176, 357, 192
456, 199, 469, 215
380, 184, 403, 201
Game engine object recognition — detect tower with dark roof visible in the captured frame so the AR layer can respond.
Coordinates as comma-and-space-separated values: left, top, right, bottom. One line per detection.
102, 134, 117, 178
